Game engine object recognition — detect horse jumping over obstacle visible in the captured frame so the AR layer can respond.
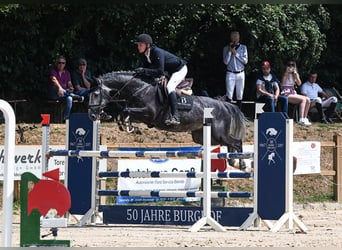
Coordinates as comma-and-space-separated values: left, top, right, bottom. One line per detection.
87, 71, 248, 168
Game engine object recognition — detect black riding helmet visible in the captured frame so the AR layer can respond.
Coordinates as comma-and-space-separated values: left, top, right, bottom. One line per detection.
135, 33, 153, 45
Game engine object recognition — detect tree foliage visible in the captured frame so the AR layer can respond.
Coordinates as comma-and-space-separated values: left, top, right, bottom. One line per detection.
0, 4, 339, 109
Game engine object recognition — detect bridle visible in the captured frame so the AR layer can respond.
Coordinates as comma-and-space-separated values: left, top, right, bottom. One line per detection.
88, 79, 109, 111
88, 76, 135, 113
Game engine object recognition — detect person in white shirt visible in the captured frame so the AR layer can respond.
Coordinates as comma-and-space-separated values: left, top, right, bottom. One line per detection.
223, 31, 248, 110
301, 71, 338, 123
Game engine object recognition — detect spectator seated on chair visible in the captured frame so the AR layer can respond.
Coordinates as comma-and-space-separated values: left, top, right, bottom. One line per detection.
48, 55, 84, 121
256, 61, 288, 114
280, 60, 311, 126
323, 87, 342, 121
71, 57, 112, 121
301, 71, 338, 124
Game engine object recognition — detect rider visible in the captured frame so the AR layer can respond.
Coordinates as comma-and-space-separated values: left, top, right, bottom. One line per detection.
134, 33, 188, 125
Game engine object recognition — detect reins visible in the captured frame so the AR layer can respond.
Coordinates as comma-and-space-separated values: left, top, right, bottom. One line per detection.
89, 73, 152, 112
110, 76, 135, 99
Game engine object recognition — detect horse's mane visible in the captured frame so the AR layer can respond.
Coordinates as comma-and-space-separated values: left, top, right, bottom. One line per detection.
98, 70, 158, 87
98, 70, 135, 82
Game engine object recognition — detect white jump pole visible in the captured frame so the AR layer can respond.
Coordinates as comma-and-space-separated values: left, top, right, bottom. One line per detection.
189, 108, 226, 232
0, 100, 16, 247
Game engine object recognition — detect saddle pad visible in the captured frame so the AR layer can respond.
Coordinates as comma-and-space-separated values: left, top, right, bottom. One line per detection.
177, 95, 193, 110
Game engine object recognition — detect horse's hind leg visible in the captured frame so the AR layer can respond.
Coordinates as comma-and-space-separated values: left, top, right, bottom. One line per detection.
221, 137, 247, 171
227, 143, 247, 171
227, 142, 245, 170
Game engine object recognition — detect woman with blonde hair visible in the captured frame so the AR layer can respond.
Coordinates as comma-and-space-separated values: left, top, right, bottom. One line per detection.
280, 61, 311, 126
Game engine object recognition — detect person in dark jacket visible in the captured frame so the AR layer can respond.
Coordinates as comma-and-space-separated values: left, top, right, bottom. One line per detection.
134, 33, 187, 125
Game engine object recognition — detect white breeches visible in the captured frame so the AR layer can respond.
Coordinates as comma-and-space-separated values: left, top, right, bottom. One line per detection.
309, 96, 338, 108
225, 71, 245, 100
167, 65, 188, 93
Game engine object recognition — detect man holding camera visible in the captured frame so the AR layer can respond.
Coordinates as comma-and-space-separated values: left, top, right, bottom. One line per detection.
223, 31, 248, 110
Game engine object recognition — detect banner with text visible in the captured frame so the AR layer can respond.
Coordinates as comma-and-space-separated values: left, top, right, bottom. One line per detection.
243, 142, 320, 175
117, 158, 202, 204
0, 145, 107, 180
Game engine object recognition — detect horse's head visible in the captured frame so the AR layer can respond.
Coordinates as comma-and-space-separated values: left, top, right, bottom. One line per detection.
88, 77, 111, 121
88, 71, 146, 121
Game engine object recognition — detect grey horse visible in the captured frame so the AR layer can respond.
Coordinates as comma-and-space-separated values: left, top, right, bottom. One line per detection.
88, 71, 248, 168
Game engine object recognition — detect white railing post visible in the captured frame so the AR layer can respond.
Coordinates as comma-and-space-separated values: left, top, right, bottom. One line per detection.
189, 108, 226, 232
0, 100, 16, 247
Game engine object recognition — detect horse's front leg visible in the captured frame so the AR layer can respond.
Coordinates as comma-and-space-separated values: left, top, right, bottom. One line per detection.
124, 107, 156, 128
124, 107, 149, 115
123, 107, 151, 121
116, 109, 142, 134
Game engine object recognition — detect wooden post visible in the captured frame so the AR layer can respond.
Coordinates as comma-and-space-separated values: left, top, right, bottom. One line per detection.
333, 134, 342, 202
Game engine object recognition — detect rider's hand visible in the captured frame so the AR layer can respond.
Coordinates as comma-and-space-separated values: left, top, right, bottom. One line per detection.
134, 67, 145, 75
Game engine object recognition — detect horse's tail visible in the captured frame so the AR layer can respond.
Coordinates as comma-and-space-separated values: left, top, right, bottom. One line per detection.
223, 102, 248, 140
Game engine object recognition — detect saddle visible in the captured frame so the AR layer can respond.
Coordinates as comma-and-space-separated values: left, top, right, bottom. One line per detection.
157, 77, 194, 110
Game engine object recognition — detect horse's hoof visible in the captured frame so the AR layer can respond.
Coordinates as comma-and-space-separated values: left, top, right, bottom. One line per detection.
239, 165, 247, 171
126, 126, 135, 133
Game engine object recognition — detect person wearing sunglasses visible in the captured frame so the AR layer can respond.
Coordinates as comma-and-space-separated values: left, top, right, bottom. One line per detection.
48, 55, 84, 121
280, 60, 311, 126
71, 58, 92, 98
71, 57, 112, 121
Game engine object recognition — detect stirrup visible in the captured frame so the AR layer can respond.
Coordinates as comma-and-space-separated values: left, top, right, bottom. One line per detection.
164, 114, 172, 125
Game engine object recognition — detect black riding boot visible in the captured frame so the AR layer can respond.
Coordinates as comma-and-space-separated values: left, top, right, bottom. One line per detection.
237, 100, 242, 110
165, 92, 180, 125
315, 103, 328, 124
325, 102, 337, 123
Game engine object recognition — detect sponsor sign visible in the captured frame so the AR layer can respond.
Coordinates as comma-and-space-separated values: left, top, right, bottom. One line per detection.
257, 112, 287, 220
0, 145, 107, 180
100, 205, 253, 226
117, 158, 202, 204
293, 141, 320, 175
243, 142, 321, 175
